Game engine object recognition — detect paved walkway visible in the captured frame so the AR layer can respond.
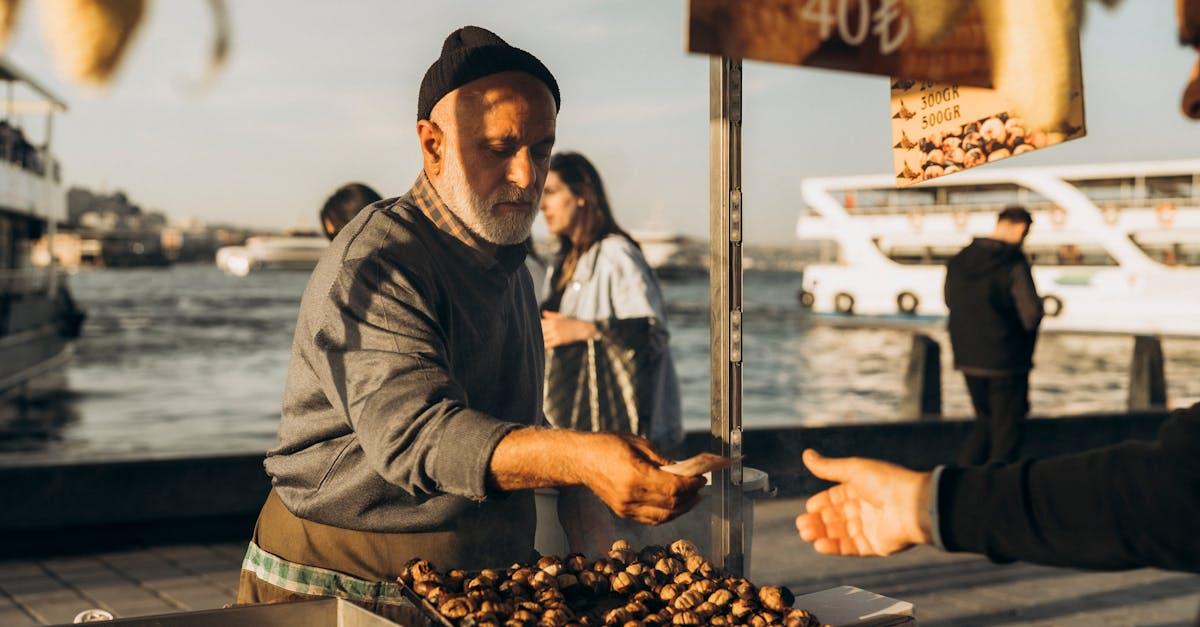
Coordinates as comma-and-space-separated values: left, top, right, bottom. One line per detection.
0, 498, 1196, 625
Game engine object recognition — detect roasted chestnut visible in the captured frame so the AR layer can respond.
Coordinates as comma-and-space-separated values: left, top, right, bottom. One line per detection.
537, 556, 565, 577
530, 570, 557, 590
439, 595, 477, 619
785, 608, 820, 627
671, 589, 703, 611
708, 588, 735, 607
758, 585, 795, 612
688, 579, 717, 596
499, 579, 532, 599
654, 557, 683, 577
671, 611, 701, 625
730, 598, 757, 619
668, 539, 698, 558
566, 553, 589, 573
402, 558, 436, 585
579, 570, 609, 594
604, 607, 632, 625
541, 607, 572, 625
608, 548, 637, 565
611, 571, 639, 594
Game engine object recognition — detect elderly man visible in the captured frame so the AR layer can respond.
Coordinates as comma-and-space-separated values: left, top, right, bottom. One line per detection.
236, 26, 703, 613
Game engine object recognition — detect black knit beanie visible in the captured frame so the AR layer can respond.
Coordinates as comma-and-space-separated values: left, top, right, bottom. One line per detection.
417, 26, 561, 121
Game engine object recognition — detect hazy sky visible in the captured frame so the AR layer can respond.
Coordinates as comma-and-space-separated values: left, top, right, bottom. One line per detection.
4, 1, 1198, 242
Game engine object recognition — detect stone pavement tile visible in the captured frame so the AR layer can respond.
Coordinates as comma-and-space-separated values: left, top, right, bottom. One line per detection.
106, 598, 182, 619
0, 596, 40, 627
9, 589, 96, 625
153, 583, 235, 611
38, 557, 108, 575
199, 571, 241, 597
0, 572, 69, 597
0, 606, 40, 627
97, 552, 193, 583
150, 545, 228, 563
207, 542, 247, 558
0, 561, 48, 585
42, 566, 126, 589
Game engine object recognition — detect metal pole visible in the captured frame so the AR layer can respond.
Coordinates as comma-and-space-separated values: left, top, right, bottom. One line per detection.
709, 56, 744, 575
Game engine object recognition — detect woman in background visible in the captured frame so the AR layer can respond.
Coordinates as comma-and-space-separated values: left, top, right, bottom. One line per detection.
319, 182, 382, 240
538, 151, 684, 555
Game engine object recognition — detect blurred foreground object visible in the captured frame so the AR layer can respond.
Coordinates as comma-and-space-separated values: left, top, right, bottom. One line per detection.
38, 0, 146, 86
1181, 0, 1200, 118
0, 0, 227, 88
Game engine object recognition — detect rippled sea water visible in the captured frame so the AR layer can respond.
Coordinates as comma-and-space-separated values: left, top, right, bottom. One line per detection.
1, 264, 1198, 461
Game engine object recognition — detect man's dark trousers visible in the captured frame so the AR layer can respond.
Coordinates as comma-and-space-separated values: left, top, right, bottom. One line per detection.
959, 372, 1030, 466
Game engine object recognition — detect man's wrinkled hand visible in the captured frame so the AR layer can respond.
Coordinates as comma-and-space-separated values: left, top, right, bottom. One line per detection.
580, 433, 705, 525
794, 449, 932, 557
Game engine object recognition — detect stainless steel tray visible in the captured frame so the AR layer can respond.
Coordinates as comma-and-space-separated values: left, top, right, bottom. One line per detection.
50, 597, 430, 627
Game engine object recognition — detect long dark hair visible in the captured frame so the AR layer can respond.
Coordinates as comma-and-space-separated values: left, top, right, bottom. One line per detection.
549, 152, 636, 289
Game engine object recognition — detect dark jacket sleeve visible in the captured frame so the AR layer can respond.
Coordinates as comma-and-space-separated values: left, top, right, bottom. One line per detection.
1010, 260, 1043, 332
937, 403, 1200, 572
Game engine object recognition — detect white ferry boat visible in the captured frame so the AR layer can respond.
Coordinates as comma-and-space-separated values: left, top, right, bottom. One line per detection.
795, 159, 1200, 337
0, 59, 85, 399
215, 230, 328, 277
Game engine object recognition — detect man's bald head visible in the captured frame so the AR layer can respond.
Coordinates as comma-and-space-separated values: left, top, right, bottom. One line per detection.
417, 71, 557, 245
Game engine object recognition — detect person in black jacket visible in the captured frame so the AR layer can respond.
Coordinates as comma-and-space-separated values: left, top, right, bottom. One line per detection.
794, 401, 1200, 574
944, 206, 1043, 465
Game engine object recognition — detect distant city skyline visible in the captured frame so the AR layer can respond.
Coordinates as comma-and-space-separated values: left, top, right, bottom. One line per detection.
4, 1, 1199, 243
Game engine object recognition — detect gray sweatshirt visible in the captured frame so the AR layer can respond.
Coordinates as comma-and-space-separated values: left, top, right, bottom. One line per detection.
265, 175, 543, 532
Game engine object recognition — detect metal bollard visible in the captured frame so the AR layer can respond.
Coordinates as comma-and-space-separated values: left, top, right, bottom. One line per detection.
900, 333, 942, 420
1128, 335, 1168, 410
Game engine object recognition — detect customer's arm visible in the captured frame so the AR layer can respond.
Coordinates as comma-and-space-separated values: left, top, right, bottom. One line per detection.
940, 403, 1200, 571
1010, 260, 1043, 331
797, 404, 1200, 573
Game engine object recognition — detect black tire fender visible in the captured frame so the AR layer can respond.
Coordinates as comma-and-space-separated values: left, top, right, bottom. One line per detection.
834, 292, 856, 315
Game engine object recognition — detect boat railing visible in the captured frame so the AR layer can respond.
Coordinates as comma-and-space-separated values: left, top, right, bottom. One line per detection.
830, 196, 1198, 218
0, 267, 60, 296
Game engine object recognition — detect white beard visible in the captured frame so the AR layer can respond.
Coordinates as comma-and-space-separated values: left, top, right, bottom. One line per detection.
436, 149, 538, 246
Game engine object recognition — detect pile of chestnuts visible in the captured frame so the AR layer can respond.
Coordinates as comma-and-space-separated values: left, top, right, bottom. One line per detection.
399, 539, 821, 626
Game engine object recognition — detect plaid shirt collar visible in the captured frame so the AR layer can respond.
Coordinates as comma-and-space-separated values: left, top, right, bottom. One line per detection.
408, 172, 528, 273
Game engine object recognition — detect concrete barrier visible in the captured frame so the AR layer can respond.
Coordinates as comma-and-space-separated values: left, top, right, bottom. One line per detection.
0, 410, 1172, 557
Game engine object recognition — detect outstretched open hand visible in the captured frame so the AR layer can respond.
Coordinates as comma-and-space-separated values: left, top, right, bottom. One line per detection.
795, 449, 932, 557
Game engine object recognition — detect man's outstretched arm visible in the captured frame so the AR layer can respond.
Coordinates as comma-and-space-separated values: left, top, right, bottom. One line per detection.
490, 428, 705, 526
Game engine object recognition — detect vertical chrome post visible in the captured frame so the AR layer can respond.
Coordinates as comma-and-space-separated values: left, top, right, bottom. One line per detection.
709, 56, 744, 575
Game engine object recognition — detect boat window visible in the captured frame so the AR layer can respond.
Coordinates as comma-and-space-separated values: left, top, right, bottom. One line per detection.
1131, 240, 1200, 267
944, 183, 1023, 207
881, 244, 958, 265
1026, 244, 1118, 266
837, 187, 937, 215
1144, 175, 1194, 200
1069, 177, 1133, 202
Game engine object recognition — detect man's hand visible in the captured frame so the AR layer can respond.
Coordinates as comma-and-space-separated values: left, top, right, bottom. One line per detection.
579, 433, 706, 525
795, 449, 933, 557
489, 429, 704, 526
541, 311, 599, 349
